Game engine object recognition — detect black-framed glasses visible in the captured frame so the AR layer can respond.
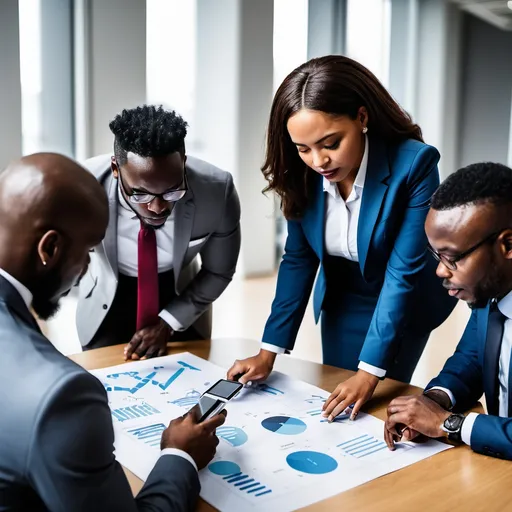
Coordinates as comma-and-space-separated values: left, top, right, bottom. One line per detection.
118, 169, 188, 204
428, 230, 503, 271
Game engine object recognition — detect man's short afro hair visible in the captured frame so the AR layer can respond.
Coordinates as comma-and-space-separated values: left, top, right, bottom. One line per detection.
431, 162, 512, 211
109, 105, 188, 164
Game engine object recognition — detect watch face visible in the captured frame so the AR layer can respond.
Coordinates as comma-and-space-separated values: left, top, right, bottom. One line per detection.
444, 414, 464, 432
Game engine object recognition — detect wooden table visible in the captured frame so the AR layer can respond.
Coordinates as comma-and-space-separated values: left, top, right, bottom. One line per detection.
71, 338, 511, 512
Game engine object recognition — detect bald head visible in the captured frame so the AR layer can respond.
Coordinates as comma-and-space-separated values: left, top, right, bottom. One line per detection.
0, 153, 107, 236
0, 153, 109, 319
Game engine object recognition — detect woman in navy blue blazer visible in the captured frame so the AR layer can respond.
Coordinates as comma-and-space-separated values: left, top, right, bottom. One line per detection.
228, 56, 456, 420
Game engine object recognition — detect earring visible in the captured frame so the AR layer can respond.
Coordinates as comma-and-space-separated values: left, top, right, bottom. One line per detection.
42, 260, 47, 266
362, 127, 368, 134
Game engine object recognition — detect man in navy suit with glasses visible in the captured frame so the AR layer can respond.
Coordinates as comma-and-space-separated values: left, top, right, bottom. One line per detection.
385, 162, 512, 460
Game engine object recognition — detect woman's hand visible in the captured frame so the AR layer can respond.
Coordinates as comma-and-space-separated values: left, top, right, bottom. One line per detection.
322, 369, 380, 421
226, 350, 277, 384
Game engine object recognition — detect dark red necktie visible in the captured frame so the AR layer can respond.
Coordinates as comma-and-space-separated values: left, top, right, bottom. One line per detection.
136, 222, 159, 330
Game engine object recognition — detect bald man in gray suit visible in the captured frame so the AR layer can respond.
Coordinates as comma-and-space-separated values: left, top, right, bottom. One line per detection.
0, 153, 225, 511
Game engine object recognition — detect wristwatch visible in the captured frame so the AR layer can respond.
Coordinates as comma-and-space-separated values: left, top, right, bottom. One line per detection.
441, 413, 465, 442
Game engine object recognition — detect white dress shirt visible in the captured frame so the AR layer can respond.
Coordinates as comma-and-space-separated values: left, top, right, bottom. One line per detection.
262, 136, 385, 377
0, 268, 33, 309
116, 186, 184, 331
323, 134, 369, 261
432, 291, 512, 445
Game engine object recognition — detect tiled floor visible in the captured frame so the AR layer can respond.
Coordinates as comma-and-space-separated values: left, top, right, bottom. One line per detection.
44, 274, 471, 389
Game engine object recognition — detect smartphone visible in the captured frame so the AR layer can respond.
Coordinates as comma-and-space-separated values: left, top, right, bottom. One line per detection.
192, 379, 243, 422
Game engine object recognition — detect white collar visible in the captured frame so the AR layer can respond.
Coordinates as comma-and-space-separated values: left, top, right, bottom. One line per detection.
323, 134, 369, 199
0, 268, 33, 309
498, 290, 512, 320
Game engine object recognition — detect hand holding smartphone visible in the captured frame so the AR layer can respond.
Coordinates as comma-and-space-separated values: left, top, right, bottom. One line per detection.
191, 379, 243, 422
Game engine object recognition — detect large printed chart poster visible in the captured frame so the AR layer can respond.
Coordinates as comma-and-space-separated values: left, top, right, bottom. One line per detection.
90, 353, 451, 511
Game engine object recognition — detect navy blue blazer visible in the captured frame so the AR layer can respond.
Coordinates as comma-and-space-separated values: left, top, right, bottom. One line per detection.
428, 303, 512, 460
262, 136, 455, 370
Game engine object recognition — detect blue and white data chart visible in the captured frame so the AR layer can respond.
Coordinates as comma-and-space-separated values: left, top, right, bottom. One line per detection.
111, 402, 160, 422
337, 434, 388, 458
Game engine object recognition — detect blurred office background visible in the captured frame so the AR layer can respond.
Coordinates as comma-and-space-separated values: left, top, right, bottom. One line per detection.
1, 0, 512, 387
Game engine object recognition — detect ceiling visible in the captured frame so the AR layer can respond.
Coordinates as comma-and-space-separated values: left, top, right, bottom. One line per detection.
450, 0, 512, 30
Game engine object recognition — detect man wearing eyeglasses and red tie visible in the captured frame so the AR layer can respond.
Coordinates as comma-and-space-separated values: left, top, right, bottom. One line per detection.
77, 105, 241, 359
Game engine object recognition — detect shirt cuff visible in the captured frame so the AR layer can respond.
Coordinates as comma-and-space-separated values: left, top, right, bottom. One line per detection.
427, 386, 456, 407
160, 448, 198, 472
261, 342, 286, 354
159, 310, 185, 332
461, 412, 479, 446
358, 361, 386, 378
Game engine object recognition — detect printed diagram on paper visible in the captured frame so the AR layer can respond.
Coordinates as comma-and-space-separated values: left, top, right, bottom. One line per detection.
90, 353, 451, 512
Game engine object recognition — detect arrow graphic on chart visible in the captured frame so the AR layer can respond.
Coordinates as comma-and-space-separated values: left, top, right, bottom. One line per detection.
103, 361, 201, 393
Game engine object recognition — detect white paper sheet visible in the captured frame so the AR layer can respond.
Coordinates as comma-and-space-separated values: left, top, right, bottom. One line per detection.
90, 353, 451, 511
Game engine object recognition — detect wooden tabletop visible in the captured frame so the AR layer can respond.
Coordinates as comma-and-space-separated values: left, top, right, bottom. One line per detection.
71, 338, 511, 512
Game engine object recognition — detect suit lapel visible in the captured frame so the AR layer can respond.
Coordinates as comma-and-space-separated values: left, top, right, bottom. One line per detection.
358, 137, 390, 276
103, 173, 119, 276
173, 186, 195, 290
301, 175, 325, 260
482, 302, 503, 415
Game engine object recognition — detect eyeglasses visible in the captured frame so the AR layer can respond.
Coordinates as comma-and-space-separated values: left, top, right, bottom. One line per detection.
428, 230, 503, 271
118, 169, 188, 204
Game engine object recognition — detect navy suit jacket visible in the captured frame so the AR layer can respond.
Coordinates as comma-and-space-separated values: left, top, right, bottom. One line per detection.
0, 276, 199, 511
263, 137, 455, 370
428, 304, 512, 460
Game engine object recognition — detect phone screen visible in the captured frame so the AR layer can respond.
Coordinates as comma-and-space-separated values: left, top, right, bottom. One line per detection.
193, 395, 222, 422
206, 379, 243, 400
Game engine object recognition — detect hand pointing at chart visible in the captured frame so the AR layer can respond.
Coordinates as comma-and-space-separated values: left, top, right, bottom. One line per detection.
322, 370, 380, 422
227, 350, 277, 384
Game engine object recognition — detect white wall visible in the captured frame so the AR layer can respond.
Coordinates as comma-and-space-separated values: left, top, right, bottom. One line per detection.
0, 0, 22, 169
194, 0, 275, 277
458, 13, 512, 168
76, 0, 147, 157
388, 0, 462, 179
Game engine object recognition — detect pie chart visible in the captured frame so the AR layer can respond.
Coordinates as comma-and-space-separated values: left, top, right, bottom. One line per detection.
261, 416, 307, 435
286, 451, 338, 474
208, 460, 241, 476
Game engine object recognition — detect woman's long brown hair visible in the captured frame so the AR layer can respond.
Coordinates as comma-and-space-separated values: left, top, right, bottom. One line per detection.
262, 55, 423, 219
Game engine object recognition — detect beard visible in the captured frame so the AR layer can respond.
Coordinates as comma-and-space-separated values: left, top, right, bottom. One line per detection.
32, 295, 61, 320
30, 266, 64, 320
468, 263, 506, 309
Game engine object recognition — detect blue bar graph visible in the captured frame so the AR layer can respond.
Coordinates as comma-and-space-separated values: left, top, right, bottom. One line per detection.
171, 390, 201, 408
304, 395, 327, 404
208, 461, 272, 498
306, 408, 323, 417
256, 383, 284, 396
216, 426, 249, 447
111, 402, 161, 422
127, 423, 166, 448
337, 434, 387, 458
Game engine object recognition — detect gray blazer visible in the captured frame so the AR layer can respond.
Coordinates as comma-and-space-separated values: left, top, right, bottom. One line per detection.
0, 275, 200, 511
76, 154, 241, 346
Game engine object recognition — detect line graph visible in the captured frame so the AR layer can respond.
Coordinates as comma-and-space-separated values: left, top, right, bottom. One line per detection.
103, 361, 201, 394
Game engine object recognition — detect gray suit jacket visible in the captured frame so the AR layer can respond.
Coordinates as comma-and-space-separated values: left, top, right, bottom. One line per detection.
0, 276, 200, 511
76, 154, 241, 346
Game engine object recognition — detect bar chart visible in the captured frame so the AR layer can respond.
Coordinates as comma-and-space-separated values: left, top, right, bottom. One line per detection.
126, 423, 166, 448
337, 434, 388, 458
256, 383, 284, 396
111, 402, 161, 422
216, 426, 249, 447
170, 389, 201, 408
208, 461, 272, 498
